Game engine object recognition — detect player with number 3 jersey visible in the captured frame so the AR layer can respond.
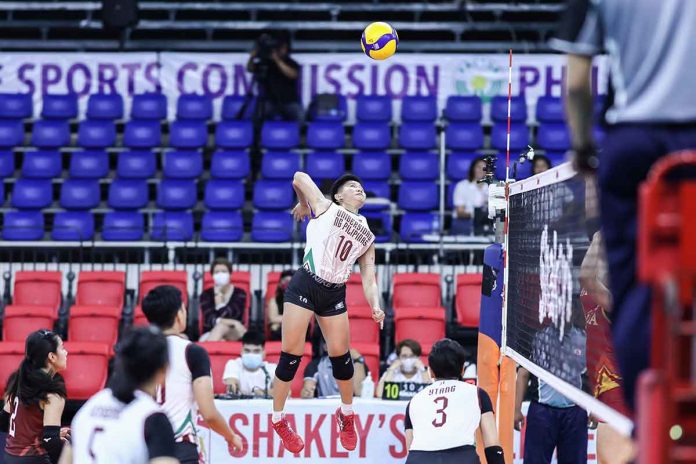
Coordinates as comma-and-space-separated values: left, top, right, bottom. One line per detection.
271, 173, 385, 454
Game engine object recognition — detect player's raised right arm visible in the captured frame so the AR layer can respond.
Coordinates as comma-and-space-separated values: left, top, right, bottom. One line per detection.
292, 172, 330, 217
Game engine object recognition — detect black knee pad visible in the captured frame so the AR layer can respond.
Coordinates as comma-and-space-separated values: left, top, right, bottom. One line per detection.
329, 351, 354, 381
275, 351, 303, 382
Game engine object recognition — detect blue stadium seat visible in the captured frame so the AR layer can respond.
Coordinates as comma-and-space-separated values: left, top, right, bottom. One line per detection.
204, 180, 244, 210
210, 151, 250, 179
261, 151, 300, 180
2, 211, 44, 241
401, 96, 437, 122
131, 93, 167, 120
494, 154, 532, 181
176, 94, 213, 121
444, 96, 482, 122
60, 179, 100, 210
77, 120, 116, 149
352, 123, 391, 150
356, 95, 392, 122
0, 151, 15, 177
201, 210, 244, 242
253, 180, 294, 210
306, 122, 344, 150
31, 120, 70, 149
69, 151, 108, 179
107, 179, 148, 210
594, 126, 606, 145
537, 123, 570, 151
491, 96, 527, 123
399, 152, 439, 181
41, 94, 78, 120
491, 123, 529, 151
11, 179, 52, 209
594, 95, 607, 123
251, 211, 293, 242
361, 180, 390, 211
151, 212, 194, 241
306, 152, 345, 181
52, 212, 94, 241
21, 151, 61, 178
162, 150, 203, 179
352, 152, 391, 181
0, 180, 4, 204
156, 180, 197, 210
535, 96, 565, 123
399, 123, 436, 150
445, 123, 484, 151
215, 120, 254, 149
116, 150, 156, 179
308, 94, 347, 122
102, 211, 144, 241
446, 182, 456, 209
0, 93, 32, 119
398, 181, 438, 211
446, 152, 478, 181
362, 211, 392, 243
261, 121, 300, 150
221, 95, 255, 120
86, 93, 124, 120
400, 212, 437, 243
123, 120, 161, 149
0, 120, 25, 148
169, 120, 207, 149
545, 152, 566, 167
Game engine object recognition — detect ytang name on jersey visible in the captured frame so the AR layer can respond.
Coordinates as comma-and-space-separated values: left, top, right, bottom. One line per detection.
334, 209, 373, 247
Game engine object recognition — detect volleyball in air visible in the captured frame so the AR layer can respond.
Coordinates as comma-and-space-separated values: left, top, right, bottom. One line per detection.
361, 22, 398, 60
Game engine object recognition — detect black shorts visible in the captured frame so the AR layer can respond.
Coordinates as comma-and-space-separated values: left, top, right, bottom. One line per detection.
406, 445, 480, 464
174, 441, 199, 464
3, 453, 51, 464
284, 267, 347, 317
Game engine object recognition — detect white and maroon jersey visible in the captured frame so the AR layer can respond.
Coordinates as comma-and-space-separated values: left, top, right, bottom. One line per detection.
303, 202, 375, 284
405, 379, 492, 452
70, 389, 125, 463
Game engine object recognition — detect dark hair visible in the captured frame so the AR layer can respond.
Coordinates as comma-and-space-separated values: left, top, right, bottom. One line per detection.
428, 338, 466, 380
396, 339, 422, 357
280, 269, 294, 280
109, 327, 169, 404
241, 330, 265, 347
533, 155, 552, 171
210, 257, 232, 276
5, 330, 66, 406
468, 156, 487, 182
142, 285, 183, 330
330, 174, 363, 205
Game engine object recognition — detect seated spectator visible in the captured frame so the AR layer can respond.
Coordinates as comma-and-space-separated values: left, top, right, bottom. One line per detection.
377, 339, 431, 397
223, 331, 276, 397
266, 269, 294, 341
452, 157, 489, 235
199, 257, 247, 341
533, 154, 552, 175
301, 338, 368, 398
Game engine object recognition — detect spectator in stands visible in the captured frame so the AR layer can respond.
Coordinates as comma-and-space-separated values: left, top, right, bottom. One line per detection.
247, 29, 302, 122
266, 270, 295, 341
301, 338, 368, 399
452, 157, 489, 235
532, 155, 552, 175
223, 331, 277, 398
377, 339, 432, 397
199, 257, 247, 342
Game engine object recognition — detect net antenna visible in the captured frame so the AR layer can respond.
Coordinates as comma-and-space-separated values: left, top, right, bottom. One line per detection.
505, 49, 513, 182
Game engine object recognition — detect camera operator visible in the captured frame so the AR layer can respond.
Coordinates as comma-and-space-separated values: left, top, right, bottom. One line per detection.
247, 30, 303, 122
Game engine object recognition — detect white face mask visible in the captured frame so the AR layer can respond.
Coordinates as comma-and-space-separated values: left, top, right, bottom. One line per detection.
401, 357, 417, 373
241, 352, 263, 370
213, 272, 230, 287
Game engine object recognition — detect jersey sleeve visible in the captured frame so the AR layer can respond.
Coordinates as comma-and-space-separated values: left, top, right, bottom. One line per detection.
478, 388, 494, 414
144, 412, 177, 459
186, 343, 212, 380
548, 0, 603, 56
404, 400, 413, 430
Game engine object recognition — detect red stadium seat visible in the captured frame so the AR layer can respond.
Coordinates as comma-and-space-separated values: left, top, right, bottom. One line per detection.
346, 273, 370, 308
263, 271, 282, 339
394, 308, 446, 348
132, 305, 148, 326
139, 271, 189, 306
0, 342, 24, 397
264, 341, 312, 398
203, 271, 251, 324
13, 271, 63, 315
68, 306, 121, 348
76, 271, 126, 309
392, 273, 442, 308
2, 306, 55, 342
348, 305, 380, 344
455, 274, 482, 328
200, 341, 243, 394
419, 343, 433, 368
351, 342, 380, 384
62, 342, 110, 400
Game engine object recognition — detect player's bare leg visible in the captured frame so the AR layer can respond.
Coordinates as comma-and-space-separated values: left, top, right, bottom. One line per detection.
597, 422, 634, 464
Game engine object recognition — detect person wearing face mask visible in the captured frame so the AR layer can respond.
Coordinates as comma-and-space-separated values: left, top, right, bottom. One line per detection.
199, 257, 247, 342
376, 339, 431, 398
451, 156, 490, 236
223, 331, 277, 398
266, 270, 295, 341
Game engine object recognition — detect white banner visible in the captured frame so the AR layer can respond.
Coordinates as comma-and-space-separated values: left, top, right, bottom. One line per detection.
196, 399, 598, 463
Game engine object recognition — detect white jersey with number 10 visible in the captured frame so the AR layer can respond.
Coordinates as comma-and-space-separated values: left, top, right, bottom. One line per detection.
303, 203, 375, 284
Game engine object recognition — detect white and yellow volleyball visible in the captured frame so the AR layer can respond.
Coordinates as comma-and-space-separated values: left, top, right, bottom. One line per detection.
361, 22, 399, 61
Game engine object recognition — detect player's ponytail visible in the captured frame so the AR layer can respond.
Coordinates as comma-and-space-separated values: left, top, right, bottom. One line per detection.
110, 326, 169, 404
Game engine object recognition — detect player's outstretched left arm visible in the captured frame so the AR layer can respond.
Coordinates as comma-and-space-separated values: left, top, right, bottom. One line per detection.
358, 244, 385, 329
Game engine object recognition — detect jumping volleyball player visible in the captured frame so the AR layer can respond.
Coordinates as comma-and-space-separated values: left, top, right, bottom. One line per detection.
271, 172, 385, 453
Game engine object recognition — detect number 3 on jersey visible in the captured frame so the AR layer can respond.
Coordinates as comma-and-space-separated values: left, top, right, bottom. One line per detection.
432, 396, 448, 427
335, 235, 353, 262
